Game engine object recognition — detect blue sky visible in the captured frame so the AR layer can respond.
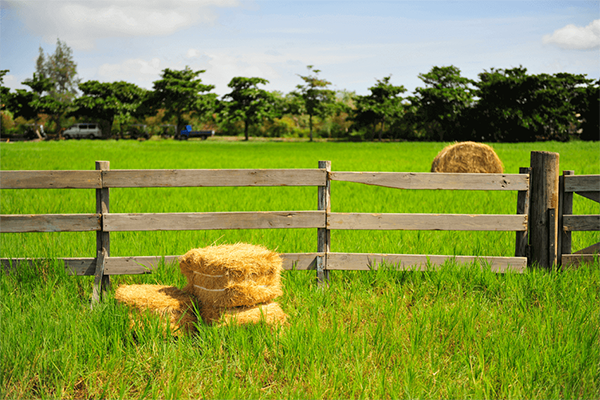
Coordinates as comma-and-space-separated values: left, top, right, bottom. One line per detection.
1, 1, 599, 96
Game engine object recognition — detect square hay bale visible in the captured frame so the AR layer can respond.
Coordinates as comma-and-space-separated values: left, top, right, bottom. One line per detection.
199, 302, 287, 327
179, 243, 283, 308
115, 284, 199, 336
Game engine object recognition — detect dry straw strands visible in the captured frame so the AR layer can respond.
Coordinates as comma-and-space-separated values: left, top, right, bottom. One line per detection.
431, 141, 504, 173
114, 284, 199, 336
180, 243, 283, 308
199, 302, 287, 327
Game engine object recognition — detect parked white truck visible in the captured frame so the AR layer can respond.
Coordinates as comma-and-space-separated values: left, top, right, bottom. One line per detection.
63, 123, 103, 139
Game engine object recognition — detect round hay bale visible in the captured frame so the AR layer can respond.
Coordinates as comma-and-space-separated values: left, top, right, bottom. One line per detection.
115, 284, 199, 336
431, 141, 504, 173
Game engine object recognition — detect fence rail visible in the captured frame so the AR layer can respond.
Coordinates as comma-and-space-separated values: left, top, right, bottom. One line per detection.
2, 151, 598, 303
559, 171, 600, 268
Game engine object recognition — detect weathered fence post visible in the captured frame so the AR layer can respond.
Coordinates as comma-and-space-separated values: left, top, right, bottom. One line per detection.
529, 151, 560, 269
558, 170, 574, 266
92, 161, 110, 305
317, 160, 331, 284
515, 167, 531, 258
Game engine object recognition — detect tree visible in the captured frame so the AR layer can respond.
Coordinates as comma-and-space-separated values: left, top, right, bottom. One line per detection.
292, 65, 336, 141
219, 77, 279, 141
72, 80, 147, 137
35, 39, 80, 134
1, 70, 11, 112
410, 65, 474, 141
577, 80, 599, 141
14, 73, 59, 137
351, 76, 406, 141
145, 67, 216, 134
472, 67, 593, 142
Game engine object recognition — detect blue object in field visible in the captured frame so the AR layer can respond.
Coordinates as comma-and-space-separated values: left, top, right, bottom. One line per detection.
178, 125, 215, 140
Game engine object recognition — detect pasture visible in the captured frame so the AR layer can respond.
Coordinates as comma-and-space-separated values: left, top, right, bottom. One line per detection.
1, 139, 599, 399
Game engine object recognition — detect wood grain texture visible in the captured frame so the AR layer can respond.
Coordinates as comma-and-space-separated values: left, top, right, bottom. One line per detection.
0, 258, 96, 276
103, 211, 326, 231
317, 160, 331, 282
562, 254, 600, 268
563, 215, 600, 231
103, 256, 179, 275
575, 191, 600, 203
515, 167, 531, 257
0, 214, 101, 232
574, 242, 600, 255
95, 161, 110, 294
0, 170, 101, 189
282, 253, 320, 270
101, 253, 321, 275
558, 171, 574, 262
330, 171, 529, 191
564, 175, 600, 193
326, 253, 527, 273
328, 213, 527, 231
529, 151, 560, 269
102, 169, 327, 188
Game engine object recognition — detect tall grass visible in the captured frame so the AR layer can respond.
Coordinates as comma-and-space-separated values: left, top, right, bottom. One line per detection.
1, 139, 599, 399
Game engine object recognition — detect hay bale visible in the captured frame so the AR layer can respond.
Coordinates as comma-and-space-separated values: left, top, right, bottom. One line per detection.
431, 141, 504, 173
115, 284, 199, 336
180, 243, 283, 308
199, 302, 287, 327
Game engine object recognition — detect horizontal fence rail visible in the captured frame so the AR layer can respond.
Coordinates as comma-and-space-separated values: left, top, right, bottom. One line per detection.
102, 169, 327, 188
0, 253, 323, 276
326, 253, 527, 273
1, 170, 102, 189
102, 211, 327, 231
331, 171, 530, 191
0, 214, 101, 233
328, 213, 528, 231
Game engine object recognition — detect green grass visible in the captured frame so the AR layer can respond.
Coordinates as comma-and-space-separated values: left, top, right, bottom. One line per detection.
1, 139, 599, 399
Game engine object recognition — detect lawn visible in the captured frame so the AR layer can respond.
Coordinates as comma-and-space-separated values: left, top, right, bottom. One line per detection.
1, 139, 599, 399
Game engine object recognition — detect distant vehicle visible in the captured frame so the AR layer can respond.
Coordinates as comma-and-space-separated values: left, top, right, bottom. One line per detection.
63, 123, 102, 139
177, 125, 215, 140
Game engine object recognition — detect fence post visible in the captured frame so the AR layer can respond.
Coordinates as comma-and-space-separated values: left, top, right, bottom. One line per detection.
317, 160, 331, 284
529, 151, 560, 269
92, 161, 110, 305
558, 170, 574, 267
515, 167, 531, 258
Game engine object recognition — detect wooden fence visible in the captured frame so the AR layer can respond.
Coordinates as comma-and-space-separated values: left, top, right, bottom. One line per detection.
1, 151, 598, 302
559, 170, 600, 267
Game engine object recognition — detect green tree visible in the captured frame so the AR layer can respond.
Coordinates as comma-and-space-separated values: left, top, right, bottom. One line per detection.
577, 80, 599, 141
351, 76, 406, 141
472, 67, 593, 142
292, 65, 336, 141
219, 77, 279, 141
35, 39, 80, 134
410, 65, 474, 141
1, 70, 11, 112
72, 81, 147, 137
14, 73, 58, 137
145, 67, 216, 134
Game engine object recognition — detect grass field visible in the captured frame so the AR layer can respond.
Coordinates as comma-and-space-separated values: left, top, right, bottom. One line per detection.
1, 139, 599, 399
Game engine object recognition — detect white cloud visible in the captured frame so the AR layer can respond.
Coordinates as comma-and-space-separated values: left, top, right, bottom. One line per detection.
5, 0, 241, 50
97, 57, 162, 87
543, 19, 600, 50
2, 74, 22, 91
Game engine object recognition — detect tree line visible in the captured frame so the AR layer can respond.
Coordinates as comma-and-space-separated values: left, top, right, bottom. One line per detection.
1, 39, 598, 142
